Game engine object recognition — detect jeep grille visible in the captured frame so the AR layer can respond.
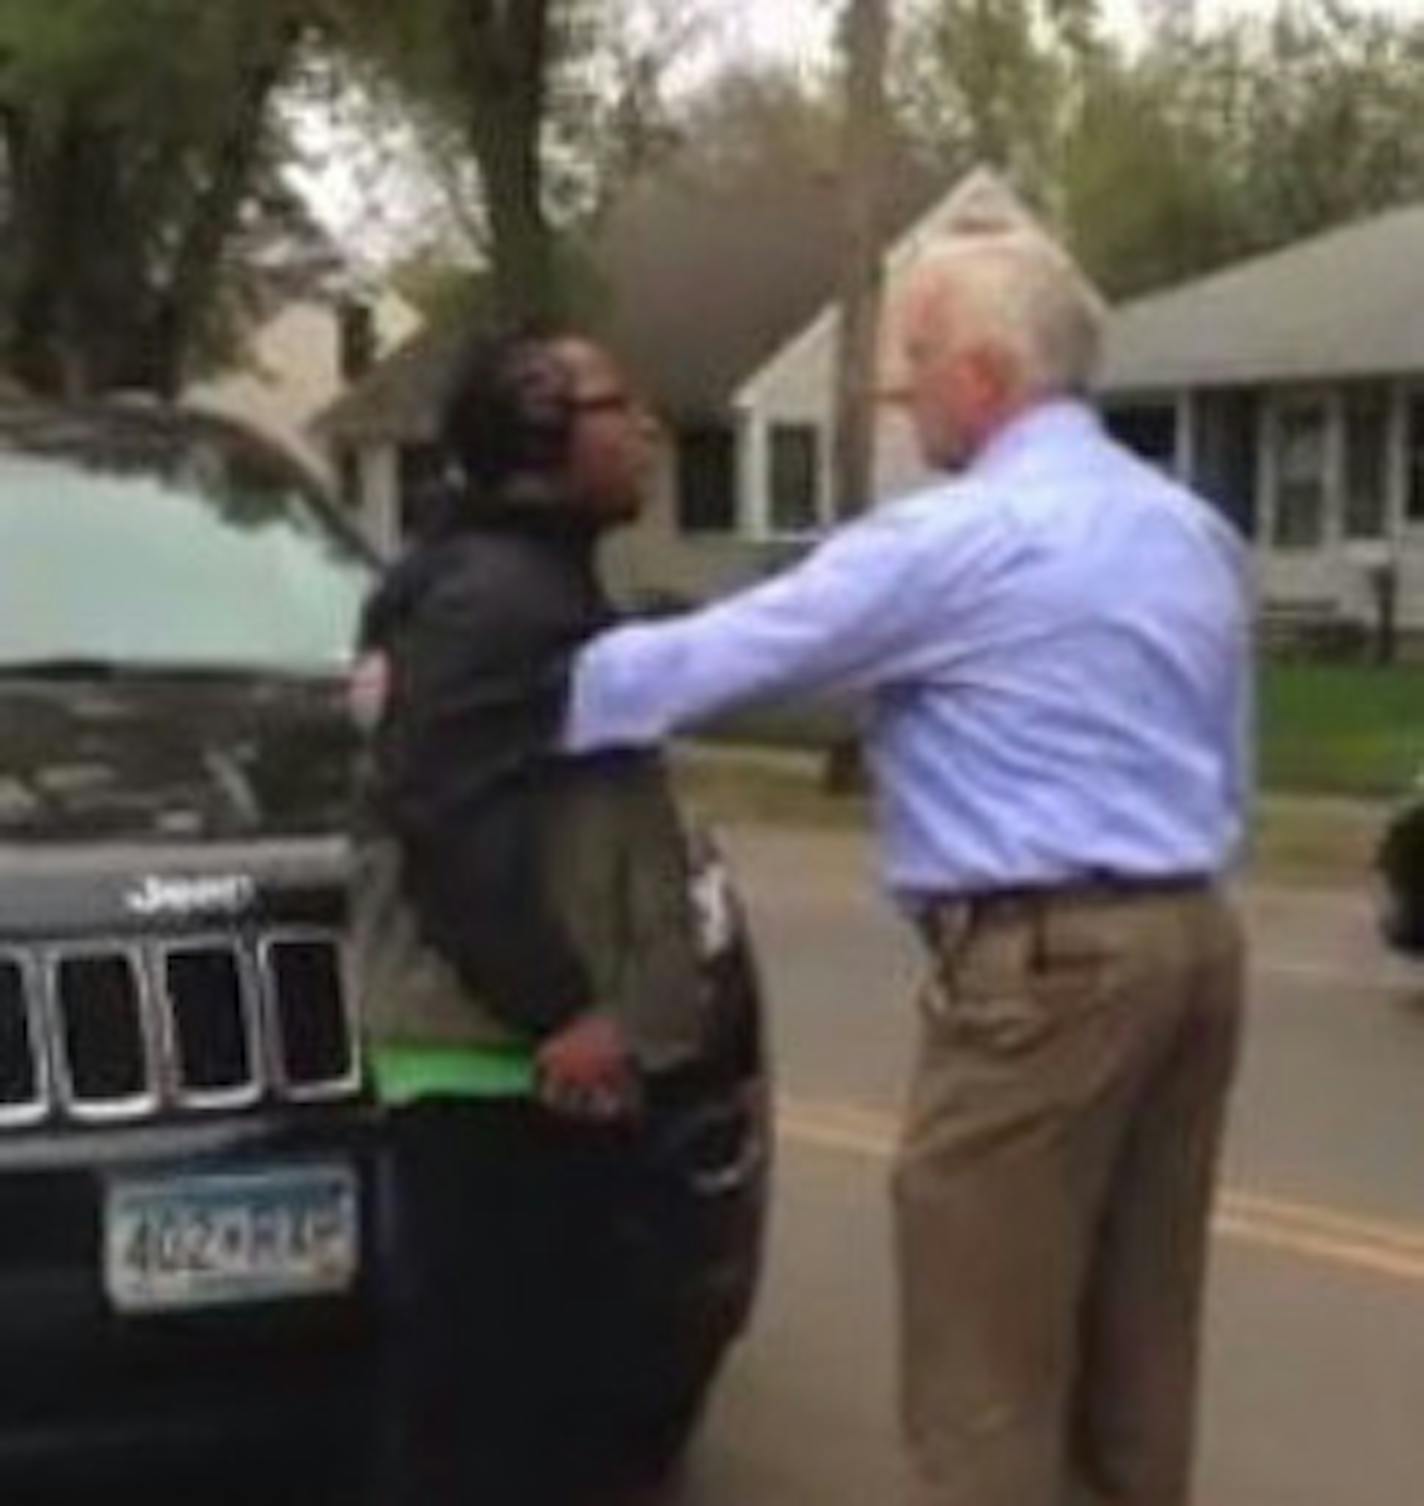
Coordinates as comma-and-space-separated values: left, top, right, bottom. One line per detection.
263, 935, 357, 1100
162, 941, 259, 1109
0, 932, 357, 1126
55, 951, 153, 1119
0, 956, 43, 1122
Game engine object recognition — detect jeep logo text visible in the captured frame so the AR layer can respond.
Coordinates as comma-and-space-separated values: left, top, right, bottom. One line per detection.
124, 874, 257, 918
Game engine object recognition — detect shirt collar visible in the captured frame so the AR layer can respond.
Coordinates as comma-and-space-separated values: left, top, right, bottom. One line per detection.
969, 398, 1102, 479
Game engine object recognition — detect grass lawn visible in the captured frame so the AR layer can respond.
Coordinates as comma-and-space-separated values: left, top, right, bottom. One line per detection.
673, 748, 1386, 888
703, 663, 1424, 800
1260, 662, 1424, 798
677, 662, 1424, 885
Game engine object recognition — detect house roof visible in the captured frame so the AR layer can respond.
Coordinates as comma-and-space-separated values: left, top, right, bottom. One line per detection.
594, 158, 935, 420
310, 322, 468, 447
733, 166, 1062, 408
314, 156, 939, 446
1102, 204, 1424, 393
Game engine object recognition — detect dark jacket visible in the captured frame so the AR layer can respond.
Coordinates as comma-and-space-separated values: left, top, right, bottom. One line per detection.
355, 511, 705, 1069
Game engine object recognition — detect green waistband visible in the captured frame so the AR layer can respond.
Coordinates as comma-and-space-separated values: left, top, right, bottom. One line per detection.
370, 1041, 537, 1105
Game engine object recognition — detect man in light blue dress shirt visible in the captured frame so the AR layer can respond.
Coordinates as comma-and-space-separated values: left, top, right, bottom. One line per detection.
565, 227, 1250, 1505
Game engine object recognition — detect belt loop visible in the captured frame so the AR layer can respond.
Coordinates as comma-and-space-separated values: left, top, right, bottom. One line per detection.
916, 899, 975, 996
926, 899, 975, 960
1027, 889, 1051, 973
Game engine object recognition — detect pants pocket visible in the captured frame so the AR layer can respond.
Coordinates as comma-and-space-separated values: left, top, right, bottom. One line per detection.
924, 899, 1116, 1058
925, 908, 1054, 1057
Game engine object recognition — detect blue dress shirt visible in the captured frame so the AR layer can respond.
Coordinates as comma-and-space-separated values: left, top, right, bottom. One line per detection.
566, 401, 1252, 901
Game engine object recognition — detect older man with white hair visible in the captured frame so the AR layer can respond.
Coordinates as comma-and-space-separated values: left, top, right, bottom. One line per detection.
562, 207, 1251, 1505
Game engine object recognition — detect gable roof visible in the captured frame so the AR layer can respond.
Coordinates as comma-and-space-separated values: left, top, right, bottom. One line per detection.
311, 322, 468, 447
596, 156, 937, 420
315, 155, 939, 446
1102, 204, 1424, 392
732, 167, 1065, 409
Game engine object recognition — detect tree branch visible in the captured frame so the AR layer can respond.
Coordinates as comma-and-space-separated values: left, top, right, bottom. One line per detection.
150, 12, 305, 396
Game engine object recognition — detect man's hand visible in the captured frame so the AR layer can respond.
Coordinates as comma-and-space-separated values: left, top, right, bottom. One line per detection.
536, 1011, 641, 1123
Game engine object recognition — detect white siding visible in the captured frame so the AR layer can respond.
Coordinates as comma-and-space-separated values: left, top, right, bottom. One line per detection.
186, 291, 421, 477
602, 441, 773, 603
736, 320, 934, 536
353, 444, 400, 559
1248, 380, 1424, 628
730, 188, 993, 538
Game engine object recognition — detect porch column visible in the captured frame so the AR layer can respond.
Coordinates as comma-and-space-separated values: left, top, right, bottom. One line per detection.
1256, 396, 1276, 557
1175, 390, 1197, 485
358, 444, 401, 559
739, 408, 770, 540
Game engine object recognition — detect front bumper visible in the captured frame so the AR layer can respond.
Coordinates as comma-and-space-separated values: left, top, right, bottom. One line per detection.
381, 1078, 770, 1388
0, 1109, 380, 1494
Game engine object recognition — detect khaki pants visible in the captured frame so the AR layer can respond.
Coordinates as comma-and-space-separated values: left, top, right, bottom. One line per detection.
893, 884, 1244, 1506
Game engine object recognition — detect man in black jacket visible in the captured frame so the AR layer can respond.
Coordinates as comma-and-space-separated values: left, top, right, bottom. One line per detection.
357, 328, 699, 1118
358, 330, 715, 1501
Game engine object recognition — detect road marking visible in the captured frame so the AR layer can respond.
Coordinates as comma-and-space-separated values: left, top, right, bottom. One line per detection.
777, 1098, 1424, 1285
1253, 955, 1418, 990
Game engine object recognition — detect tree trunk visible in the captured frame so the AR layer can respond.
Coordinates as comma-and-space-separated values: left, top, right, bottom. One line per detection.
10, 109, 97, 397
825, 0, 890, 796
472, 98, 555, 326
462, 0, 556, 328
831, 0, 890, 524
151, 15, 301, 399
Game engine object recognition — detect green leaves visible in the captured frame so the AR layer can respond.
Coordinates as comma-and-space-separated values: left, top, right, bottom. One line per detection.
0, 0, 315, 395
892, 0, 1424, 301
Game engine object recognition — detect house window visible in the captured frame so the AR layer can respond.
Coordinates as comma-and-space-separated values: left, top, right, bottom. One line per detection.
1105, 402, 1179, 471
337, 298, 377, 384
1408, 395, 1424, 524
768, 423, 822, 535
1272, 400, 1328, 550
676, 427, 736, 534
335, 445, 361, 510
397, 443, 447, 541
1342, 384, 1389, 540
1192, 389, 1259, 540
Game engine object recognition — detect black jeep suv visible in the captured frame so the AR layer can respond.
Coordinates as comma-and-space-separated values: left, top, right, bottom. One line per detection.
0, 397, 767, 1500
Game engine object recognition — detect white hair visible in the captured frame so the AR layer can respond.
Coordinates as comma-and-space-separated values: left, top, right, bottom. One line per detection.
904, 231, 1109, 399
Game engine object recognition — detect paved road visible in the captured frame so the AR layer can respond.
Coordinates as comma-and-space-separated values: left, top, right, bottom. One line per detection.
653, 825, 1424, 1506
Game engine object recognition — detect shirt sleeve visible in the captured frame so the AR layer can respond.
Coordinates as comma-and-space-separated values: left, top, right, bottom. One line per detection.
565, 500, 977, 752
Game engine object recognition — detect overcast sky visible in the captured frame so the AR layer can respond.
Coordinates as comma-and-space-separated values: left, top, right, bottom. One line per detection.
710, 0, 1420, 63
300, 0, 1423, 265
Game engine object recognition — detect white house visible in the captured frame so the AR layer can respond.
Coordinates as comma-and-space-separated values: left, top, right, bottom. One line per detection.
1100, 205, 1424, 629
319, 162, 1424, 638
737, 179, 1424, 632
313, 152, 941, 595
728, 168, 1036, 542
186, 286, 421, 480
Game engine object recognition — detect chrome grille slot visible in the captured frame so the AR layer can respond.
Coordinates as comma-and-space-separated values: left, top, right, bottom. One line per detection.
263, 934, 357, 1099
0, 955, 43, 1121
53, 949, 153, 1118
162, 942, 258, 1107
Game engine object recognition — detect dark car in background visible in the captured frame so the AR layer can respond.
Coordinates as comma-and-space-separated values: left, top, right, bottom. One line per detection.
1377, 779, 1424, 958
0, 397, 768, 1499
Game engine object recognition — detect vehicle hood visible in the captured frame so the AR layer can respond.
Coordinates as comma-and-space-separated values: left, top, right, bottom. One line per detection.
0, 674, 359, 845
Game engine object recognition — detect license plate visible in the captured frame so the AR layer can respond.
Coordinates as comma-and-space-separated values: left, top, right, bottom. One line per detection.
104, 1164, 359, 1314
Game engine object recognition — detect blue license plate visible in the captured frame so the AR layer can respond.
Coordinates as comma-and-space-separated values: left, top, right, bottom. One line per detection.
105, 1163, 359, 1313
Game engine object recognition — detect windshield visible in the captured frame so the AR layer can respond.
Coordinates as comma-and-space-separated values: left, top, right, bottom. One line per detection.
0, 415, 372, 675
